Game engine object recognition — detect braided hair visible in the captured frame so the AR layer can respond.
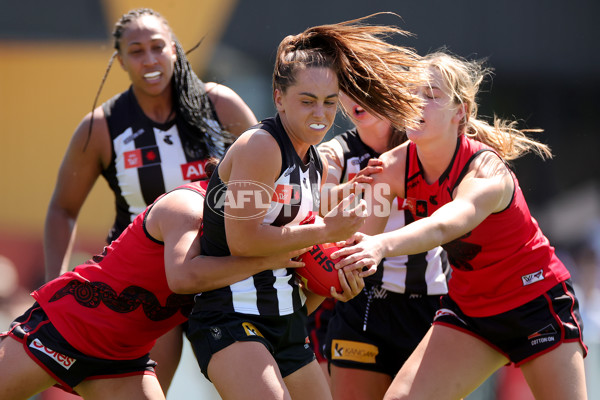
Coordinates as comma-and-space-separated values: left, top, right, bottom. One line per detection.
86, 8, 234, 157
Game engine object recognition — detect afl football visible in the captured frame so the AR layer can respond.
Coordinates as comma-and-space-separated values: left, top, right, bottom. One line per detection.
296, 242, 343, 297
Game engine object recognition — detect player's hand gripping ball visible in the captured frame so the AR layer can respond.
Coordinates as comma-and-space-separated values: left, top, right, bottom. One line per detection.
296, 242, 343, 297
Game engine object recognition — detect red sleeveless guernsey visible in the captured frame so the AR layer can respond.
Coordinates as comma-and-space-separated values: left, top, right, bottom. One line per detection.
404, 135, 570, 317
33, 181, 206, 359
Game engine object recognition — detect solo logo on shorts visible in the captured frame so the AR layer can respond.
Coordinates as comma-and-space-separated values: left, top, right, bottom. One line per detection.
29, 338, 76, 369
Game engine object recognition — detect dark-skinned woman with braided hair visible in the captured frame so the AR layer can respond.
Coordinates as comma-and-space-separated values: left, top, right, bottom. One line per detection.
42, 8, 257, 394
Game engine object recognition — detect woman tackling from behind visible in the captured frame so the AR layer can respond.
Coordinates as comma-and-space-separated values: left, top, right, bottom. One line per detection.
43, 8, 257, 392
185, 15, 425, 400
333, 51, 588, 400
312, 92, 449, 399
0, 163, 319, 400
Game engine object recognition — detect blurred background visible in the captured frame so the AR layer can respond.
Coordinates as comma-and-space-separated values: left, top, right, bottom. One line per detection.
0, 0, 598, 399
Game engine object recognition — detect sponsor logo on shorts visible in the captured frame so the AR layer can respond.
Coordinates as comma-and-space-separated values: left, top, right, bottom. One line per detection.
242, 322, 264, 338
29, 338, 76, 369
331, 340, 378, 364
434, 308, 467, 325
521, 269, 544, 286
528, 324, 557, 346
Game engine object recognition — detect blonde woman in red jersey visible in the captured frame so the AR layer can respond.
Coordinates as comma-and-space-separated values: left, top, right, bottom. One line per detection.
333, 51, 588, 400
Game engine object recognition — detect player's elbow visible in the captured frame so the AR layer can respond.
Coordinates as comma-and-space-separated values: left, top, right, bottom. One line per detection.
166, 270, 199, 294
167, 277, 189, 294
226, 234, 262, 257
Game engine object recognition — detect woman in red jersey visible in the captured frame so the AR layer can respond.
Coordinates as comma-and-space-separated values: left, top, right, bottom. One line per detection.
333, 51, 588, 400
0, 169, 362, 400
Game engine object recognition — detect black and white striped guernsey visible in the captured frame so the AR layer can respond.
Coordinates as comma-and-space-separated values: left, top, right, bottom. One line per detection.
101, 87, 222, 243
194, 115, 323, 316
331, 129, 448, 295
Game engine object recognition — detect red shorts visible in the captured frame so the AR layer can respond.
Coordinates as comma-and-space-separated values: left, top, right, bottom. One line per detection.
433, 279, 587, 366
1, 303, 156, 393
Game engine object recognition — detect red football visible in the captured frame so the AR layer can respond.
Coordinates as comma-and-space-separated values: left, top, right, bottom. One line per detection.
296, 242, 343, 297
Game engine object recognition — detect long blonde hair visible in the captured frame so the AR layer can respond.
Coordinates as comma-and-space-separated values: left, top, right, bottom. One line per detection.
273, 13, 424, 130
424, 51, 552, 160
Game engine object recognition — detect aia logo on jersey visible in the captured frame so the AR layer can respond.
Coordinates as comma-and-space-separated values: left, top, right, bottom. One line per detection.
124, 146, 161, 169
272, 184, 300, 204
181, 159, 208, 180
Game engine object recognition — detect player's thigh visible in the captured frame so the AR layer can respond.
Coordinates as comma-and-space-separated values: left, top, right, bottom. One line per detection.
149, 324, 184, 391
75, 373, 165, 400
521, 342, 587, 400
0, 336, 56, 400
330, 365, 390, 400
385, 325, 508, 400
208, 340, 291, 400
284, 359, 332, 400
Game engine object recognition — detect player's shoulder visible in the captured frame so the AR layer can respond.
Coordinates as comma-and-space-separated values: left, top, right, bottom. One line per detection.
70, 106, 110, 155
205, 82, 243, 105
379, 141, 408, 170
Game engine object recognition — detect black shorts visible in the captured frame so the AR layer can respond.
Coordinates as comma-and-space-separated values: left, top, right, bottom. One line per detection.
2, 303, 156, 393
433, 279, 588, 366
187, 306, 315, 381
306, 298, 336, 362
325, 285, 441, 376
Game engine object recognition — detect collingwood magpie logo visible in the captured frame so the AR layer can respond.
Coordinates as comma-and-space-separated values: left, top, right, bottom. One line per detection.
210, 326, 222, 340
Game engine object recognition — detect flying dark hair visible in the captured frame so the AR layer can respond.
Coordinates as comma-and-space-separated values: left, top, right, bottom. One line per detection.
273, 13, 425, 130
